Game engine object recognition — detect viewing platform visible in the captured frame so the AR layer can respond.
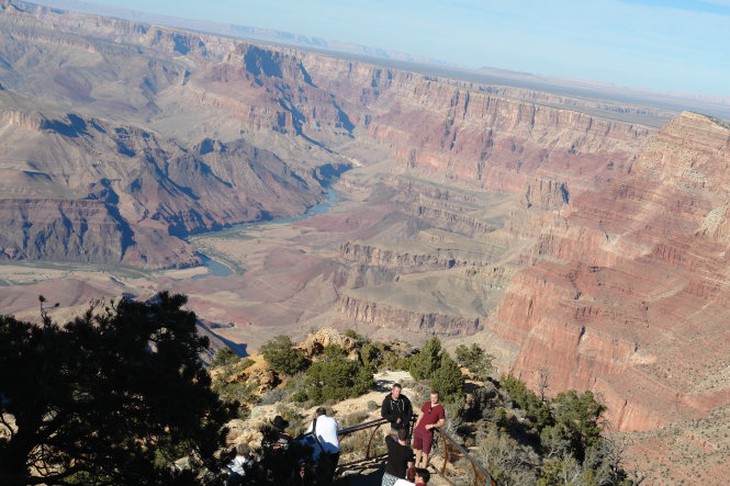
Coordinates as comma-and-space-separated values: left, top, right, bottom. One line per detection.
332, 416, 496, 486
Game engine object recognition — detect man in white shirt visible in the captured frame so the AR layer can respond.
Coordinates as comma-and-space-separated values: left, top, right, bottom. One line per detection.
305, 407, 340, 484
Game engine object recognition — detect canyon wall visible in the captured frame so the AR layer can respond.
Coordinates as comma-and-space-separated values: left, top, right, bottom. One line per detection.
0, 107, 323, 266
299, 53, 651, 193
3, 0, 730, 441
488, 112, 730, 431
338, 295, 481, 336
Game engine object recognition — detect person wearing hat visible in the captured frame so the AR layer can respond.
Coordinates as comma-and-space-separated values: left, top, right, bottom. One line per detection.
271, 415, 290, 432
261, 415, 294, 483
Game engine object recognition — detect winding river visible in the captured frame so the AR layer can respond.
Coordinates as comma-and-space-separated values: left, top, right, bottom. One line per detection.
190, 187, 340, 279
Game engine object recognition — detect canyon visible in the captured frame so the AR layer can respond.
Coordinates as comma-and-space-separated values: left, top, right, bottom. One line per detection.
1, 0, 729, 481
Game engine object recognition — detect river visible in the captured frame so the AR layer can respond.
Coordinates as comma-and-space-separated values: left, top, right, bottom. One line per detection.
190, 187, 340, 279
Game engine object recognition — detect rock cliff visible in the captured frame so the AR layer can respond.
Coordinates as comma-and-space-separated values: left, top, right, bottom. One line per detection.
0, 108, 322, 266
338, 295, 481, 336
488, 112, 730, 431
299, 53, 652, 194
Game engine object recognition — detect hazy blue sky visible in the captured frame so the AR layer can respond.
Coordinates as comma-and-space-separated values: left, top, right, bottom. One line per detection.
39, 0, 730, 97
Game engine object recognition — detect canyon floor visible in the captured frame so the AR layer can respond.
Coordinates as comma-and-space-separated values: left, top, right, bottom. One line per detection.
0, 155, 519, 350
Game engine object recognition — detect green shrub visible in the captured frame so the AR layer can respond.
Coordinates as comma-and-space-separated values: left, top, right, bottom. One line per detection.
550, 390, 606, 460
501, 374, 551, 431
261, 335, 310, 376
409, 337, 442, 380
300, 345, 373, 403
344, 328, 366, 345
358, 342, 383, 372
209, 346, 239, 367
431, 352, 464, 402
454, 343, 495, 378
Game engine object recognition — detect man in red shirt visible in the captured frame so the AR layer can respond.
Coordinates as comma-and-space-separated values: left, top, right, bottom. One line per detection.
412, 391, 445, 468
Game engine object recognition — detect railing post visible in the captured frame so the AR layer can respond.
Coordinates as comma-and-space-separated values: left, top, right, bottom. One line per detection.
364, 422, 384, 459
432, 427, 497, 486
440, 434, 449, 477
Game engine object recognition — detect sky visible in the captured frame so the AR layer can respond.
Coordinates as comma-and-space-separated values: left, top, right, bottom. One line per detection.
33, 0, 730, 97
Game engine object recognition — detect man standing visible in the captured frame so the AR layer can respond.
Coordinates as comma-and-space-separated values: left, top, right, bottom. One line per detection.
381, 383, 413, 433
412, 391, 445, 468
305, 407, 340, 484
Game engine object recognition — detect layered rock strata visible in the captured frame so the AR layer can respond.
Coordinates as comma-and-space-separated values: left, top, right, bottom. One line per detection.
488, 113, 730, 431
0, 109, 323, 266
4, 0, 730, 453
338, 295, 481, 336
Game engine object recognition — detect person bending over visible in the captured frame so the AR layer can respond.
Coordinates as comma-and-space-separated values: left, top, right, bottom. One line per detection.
382, 428, 414, 486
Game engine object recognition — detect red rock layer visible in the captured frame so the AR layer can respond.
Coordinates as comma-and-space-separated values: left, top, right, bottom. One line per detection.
489, 112, 730, 431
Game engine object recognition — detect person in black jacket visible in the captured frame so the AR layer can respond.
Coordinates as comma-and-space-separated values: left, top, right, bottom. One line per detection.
382, 428, 414, 486
381, 383, 413, 434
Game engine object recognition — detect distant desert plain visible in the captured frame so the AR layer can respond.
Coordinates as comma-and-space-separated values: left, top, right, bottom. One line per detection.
1, 0, 730, 482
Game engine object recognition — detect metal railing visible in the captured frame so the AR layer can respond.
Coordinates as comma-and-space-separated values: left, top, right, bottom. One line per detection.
336, 417, 391, 470
333, 415, 497, 486
432, 427, 497, 486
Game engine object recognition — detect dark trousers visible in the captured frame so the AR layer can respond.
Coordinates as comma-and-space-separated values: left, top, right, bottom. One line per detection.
318, 451, 340, 485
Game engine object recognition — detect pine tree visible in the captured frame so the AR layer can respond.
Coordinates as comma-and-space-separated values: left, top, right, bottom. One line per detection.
260, 335, 309, 376
0, 292, 236, 485
431, 352, 464, 401
409, 337, 442, 380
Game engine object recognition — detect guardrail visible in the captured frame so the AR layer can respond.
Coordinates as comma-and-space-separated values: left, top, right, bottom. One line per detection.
334, 416, 497, 486
432, 427, 496, 486
336, 417, 391, 470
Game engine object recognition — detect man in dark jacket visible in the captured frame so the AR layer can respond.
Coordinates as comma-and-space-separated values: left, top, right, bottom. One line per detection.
381, 383, 413, 433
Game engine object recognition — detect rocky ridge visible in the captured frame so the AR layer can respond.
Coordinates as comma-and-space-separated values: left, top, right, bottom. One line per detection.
0, 108, 325, 266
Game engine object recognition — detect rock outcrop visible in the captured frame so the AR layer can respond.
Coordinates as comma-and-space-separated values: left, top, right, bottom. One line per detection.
338, 242, 469, 271
298, 326, 359, 357
339, 295, 481, 336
